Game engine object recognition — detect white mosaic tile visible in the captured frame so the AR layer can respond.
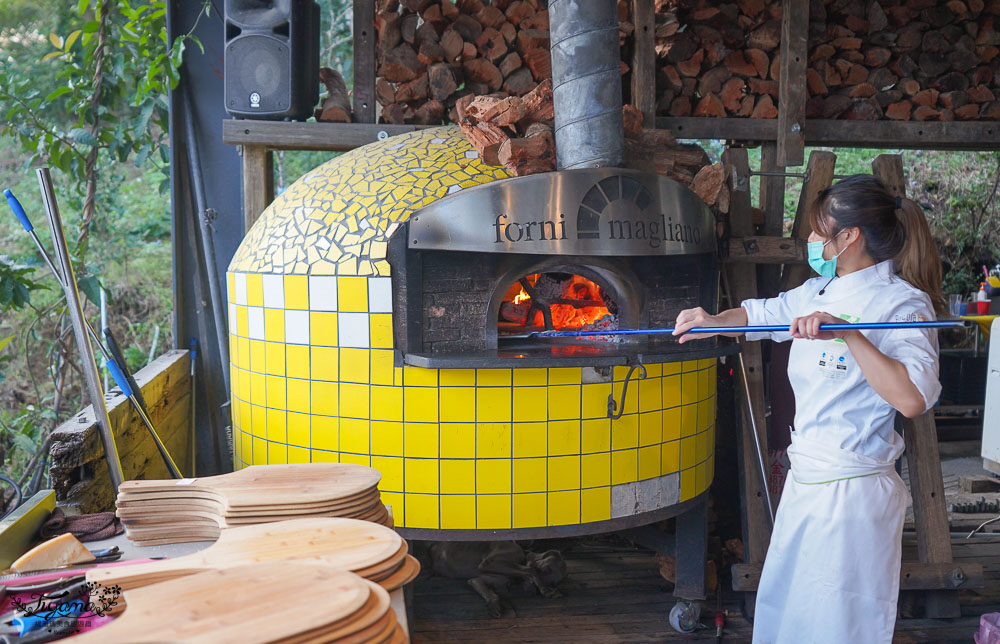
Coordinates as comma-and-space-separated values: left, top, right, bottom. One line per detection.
368, 277, 392, 313
308, 276, 338, 311
233, 272, 248, 305
248, 307, 265, 340
261, 274, 284, 308
338, 312, 370, 348
285, 310, 310, 344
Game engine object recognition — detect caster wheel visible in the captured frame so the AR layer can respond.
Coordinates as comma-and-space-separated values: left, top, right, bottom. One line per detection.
669, 600, 702, 633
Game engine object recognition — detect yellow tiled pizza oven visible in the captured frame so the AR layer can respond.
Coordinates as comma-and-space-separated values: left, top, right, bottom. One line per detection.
227, 126, 720, 537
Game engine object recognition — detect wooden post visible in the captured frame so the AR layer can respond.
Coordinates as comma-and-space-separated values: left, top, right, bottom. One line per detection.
779, 150, 836, 292
758, 142, 787, 295
352, 0, 376, 123
631, 0, 655, 127
777, 0, 809, 166
873, 153, 960, 618
242, 145, 274, 233
723, 148, 772, 616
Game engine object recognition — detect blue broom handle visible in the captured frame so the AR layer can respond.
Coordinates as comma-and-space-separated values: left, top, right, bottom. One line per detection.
526, 320, 966, 338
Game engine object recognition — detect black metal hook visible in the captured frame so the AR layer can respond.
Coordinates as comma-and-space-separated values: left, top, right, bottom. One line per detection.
607, 363, 647, 420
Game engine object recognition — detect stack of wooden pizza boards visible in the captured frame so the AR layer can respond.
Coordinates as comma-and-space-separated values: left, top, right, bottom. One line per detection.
75, 517, 420, 643
115, 463, 391, 545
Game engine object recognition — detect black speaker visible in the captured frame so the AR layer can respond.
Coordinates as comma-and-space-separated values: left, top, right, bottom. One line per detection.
224, 0, 320, 120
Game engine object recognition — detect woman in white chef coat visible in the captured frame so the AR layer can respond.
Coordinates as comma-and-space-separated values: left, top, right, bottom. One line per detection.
674, 175, 946, 644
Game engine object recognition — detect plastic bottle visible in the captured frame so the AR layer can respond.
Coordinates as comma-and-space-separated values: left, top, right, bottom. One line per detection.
979, 283, 989, 302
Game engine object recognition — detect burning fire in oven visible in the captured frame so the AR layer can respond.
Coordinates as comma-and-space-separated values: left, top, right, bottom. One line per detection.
499, 272, 619, 338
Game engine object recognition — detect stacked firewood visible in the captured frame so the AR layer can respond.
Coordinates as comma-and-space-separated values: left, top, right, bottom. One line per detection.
803, 0, 1000, 121
457, 80, 555, 175
375, 0, 554, 125
656, 0, 1000, 121
458, 91, 710, 184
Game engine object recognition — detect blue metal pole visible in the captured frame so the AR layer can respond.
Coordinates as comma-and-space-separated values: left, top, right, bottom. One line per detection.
517, 320, 966, 339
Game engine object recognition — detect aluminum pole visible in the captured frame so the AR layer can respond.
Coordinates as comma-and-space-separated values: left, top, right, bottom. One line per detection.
36, 168, 124, 493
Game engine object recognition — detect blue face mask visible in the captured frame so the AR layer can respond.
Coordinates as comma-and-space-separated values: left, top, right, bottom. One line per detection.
807, 231, 846, 278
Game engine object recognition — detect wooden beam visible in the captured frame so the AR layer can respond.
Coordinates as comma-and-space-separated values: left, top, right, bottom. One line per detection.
655, 118, 1000, 151
352, 0, 376, 123
49, 350, 192, 514
779, 150, 836, 291
732, 561, 984, 592
722, 148, 772, 612
873, 153, 961, 619
630, 0, 655, 128
223, 120, 429, 151
726, 236, 806, 264
242, 145, 274, 232
776, 0, 808, 166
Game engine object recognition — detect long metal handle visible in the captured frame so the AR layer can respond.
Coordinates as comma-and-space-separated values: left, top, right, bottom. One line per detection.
36, 168, 124, 493
7, 187, 181, 480
511, 320, 966, 339
105, 359, 182, 478
737, 351, 774, 525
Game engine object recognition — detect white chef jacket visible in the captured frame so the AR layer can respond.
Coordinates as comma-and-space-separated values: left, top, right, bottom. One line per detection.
741, 260, 941, 644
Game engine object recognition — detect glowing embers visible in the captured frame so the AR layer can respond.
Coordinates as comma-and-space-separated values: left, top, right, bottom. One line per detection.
498, 272, 619, 338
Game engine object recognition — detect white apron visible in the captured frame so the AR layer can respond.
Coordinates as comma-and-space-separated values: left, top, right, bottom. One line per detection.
751, 431, 910, 644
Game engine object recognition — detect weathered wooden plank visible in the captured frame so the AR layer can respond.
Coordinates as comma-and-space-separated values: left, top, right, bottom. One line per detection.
874, 153, 961, 619
732, 562, 984, 592
726, 236, 806, 264
722, 148, 771, 615
352, 0, 376, 123
655, 118, 1000, 151
242, 145, 274, 231
776, 0, 809, 166
779, 149, 836, 291
49, 350, 192, 514
631, 0, 655, 128
757, 143, 787, 292
223, 120, 429, 151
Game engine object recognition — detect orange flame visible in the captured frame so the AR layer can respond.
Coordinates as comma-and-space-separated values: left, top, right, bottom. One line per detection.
501, 273, 610, 330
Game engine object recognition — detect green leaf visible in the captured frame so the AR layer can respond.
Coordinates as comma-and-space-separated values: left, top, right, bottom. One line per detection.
77, 273, 104, 307
68, 128, 98, 146
41, 52, 63, 62
83, 20, 100, 33
64, 30, 83, 51
48, 33, 62, 49
0, 335, 14, 353
13, 431, 37, 454
45, 86, 73, 101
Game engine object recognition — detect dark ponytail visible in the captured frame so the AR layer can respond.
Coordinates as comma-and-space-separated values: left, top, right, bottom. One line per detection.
809, 174, 946, 315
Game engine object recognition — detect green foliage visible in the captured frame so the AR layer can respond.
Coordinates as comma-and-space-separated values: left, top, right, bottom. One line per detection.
0, 256, 46, 311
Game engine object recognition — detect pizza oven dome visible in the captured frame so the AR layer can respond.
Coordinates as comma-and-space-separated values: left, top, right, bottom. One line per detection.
227, 126, 720, 539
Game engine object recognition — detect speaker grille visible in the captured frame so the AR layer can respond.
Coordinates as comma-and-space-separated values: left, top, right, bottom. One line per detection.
225, 35, 291, 114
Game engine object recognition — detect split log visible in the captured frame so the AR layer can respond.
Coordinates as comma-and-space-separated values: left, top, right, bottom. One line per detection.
314, 67, 352, 123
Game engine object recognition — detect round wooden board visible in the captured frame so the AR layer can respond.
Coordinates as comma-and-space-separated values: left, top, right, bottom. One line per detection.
375, 555, 421, 592
72, 563, 371, 644
93, 517, 403, 591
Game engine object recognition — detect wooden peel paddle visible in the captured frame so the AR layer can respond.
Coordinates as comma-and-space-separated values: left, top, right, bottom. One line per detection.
87, 518, 406, 592
117, 463, 381, 508
68, 563, 378, 643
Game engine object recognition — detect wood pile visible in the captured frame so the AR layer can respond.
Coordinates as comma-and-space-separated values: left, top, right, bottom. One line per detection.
457, 79, 555, 175
654, 0, 1000, 121
375, 0, 555, 125
457, 95, 710, 185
